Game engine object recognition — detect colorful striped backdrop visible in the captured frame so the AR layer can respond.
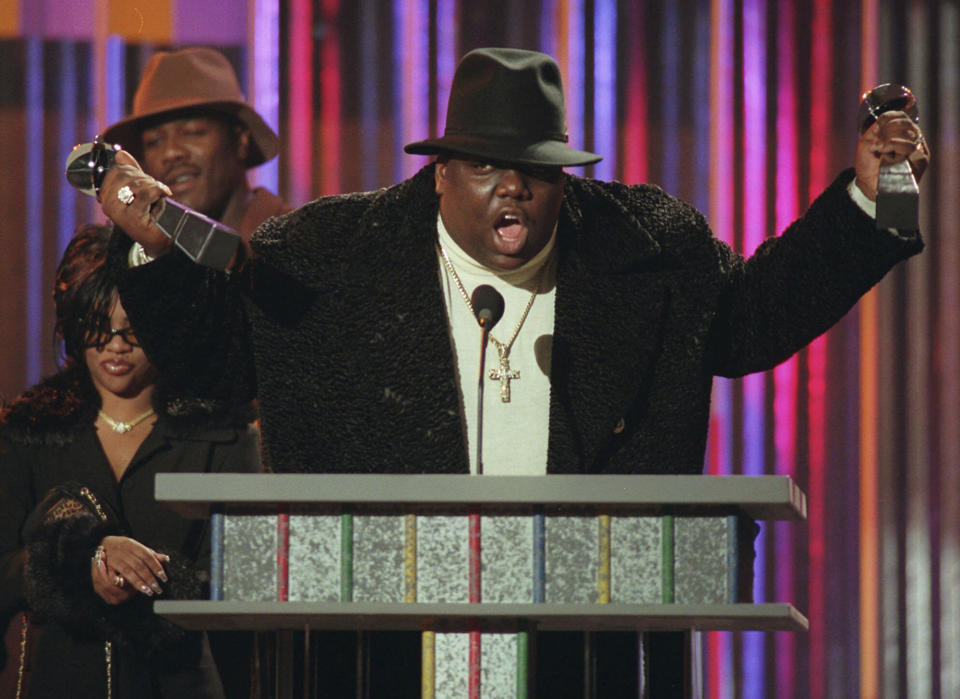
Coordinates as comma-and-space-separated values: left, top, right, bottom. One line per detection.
0, 1, 956, 696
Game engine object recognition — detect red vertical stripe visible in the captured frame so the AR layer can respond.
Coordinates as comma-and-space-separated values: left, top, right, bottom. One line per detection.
468, 510, 481, 698
288, 0, 313, 203
319, 0, 341, 195
277, 507, 290, 601
621, 0, 647, 184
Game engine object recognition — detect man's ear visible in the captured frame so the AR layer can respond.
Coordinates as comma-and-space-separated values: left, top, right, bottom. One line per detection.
435, 159, 447, 195
235, 127, 251, 162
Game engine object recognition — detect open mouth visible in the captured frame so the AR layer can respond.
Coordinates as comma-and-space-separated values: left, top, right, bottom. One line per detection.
493, 211, 528, 255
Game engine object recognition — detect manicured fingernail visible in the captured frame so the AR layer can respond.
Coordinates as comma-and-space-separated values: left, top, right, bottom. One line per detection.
151, 583, 163, 595
140, 585, 153, 596
157, 570, 168, 582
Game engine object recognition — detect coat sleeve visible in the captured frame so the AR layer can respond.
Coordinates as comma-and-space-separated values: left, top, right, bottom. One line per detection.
705, 169, 923, 376
113, 231, 258, 406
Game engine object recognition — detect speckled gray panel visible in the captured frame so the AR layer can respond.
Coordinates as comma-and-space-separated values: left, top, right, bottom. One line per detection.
675, 517, 730, 604
482, 516, 532, 603
418, 516, 469, 603
611, 516, 662, 603
288, 515, 340, 602
545, 516, 598, 604
435, 632, 469, 698
481, 633, 517, 699
222, 514, 276, 601
353, 515, 404, 602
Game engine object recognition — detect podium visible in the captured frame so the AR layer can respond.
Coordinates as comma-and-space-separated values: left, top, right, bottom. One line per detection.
154, 474, 807, 697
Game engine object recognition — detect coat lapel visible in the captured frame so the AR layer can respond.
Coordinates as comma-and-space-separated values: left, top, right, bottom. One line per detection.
548, 177, 668, 473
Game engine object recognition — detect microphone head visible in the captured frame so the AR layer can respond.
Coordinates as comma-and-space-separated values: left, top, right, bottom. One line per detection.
471, 285, 505, 329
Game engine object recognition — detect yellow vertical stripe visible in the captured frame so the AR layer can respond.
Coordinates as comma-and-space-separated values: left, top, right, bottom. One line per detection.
597, 514, 611, 603
421, 631, 435, 698
859, 290, 880, 698
858, 4, 880, 695
404, 514, 417, 603
108, 0, 171, 42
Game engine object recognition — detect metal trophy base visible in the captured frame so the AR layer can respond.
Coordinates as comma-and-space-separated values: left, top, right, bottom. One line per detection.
153, 198, 239, 269
876, 160, 920, 231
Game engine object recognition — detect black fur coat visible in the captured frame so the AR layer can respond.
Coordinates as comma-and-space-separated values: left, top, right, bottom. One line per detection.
117, 164, 922, 476
0, 365, 260, 697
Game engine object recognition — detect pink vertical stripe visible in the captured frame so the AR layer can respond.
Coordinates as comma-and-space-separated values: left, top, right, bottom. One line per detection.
289, 0, 314, 202
807, 2, 832, 696
774, 0, 799, 692
621, 0, 647, 185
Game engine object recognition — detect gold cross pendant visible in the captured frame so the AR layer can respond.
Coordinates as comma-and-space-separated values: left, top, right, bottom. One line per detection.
488, 354, 520, 403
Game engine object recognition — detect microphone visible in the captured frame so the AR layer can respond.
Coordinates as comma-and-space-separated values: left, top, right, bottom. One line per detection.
471, 285, 504, 329
470, 285, 504, 475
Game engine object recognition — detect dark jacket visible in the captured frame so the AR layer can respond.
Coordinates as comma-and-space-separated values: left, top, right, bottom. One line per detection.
0, 366, 260, 698
117, 164, 922, 476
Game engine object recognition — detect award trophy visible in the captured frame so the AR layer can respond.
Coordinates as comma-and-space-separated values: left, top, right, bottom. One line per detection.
64, 136, 240, 269
857, 83, 920, 231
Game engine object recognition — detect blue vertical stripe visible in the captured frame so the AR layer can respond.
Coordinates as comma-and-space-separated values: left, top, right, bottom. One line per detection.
210, 511, 225, 600
592, 0, 616, 179
104, 36, 126, 131
25, 37, 43, 386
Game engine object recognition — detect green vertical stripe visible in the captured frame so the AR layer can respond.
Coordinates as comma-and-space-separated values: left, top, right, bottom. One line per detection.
661, 515, 675, 603
516, 631, 529, 698
341, 512, 353, 602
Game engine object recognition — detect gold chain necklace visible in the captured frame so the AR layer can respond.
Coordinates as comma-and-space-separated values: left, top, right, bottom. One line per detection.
98, 408, 155, 434
437, 244, 542, 403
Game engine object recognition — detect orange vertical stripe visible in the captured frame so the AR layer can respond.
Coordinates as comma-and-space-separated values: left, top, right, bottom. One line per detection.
108, 0, 171, 42
0, 0, 18, 37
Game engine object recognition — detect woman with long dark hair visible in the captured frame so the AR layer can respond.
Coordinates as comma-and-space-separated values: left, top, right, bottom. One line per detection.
0, 225, 259, 697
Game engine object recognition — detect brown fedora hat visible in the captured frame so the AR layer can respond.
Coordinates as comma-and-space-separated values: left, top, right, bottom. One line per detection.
103, 47, 278, 167
404, 47, 601, 167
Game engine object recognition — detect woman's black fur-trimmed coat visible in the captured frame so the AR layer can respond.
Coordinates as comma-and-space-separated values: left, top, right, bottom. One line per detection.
118, 164, 922, 476
0, 365, 260, 698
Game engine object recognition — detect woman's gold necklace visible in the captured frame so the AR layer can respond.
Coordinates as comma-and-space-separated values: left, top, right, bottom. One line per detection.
98, 408, 155, 434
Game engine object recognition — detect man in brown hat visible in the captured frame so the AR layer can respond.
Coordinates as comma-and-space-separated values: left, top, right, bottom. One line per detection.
103, 46, 290, 241
99, 47, 929, 694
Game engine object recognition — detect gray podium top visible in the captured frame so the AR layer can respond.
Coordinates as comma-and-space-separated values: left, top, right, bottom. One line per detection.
155, 474, 806, 520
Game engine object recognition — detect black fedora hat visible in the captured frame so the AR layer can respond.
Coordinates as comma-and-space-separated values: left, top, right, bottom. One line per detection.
404, 47, 601, 167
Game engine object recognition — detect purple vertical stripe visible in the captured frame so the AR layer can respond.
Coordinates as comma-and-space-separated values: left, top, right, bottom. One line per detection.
58, 42, 79, 255
692, 2, 711, 214
25, 38, 43, 385
104, 36, 125, 128
592, 0, 616, 179
174, 0, 247, 45
741, 1, 766, 695
251, 0, 280, 194
659, 2, 680, 195
393, 0, 430, 180
565, 0, 585, 178
436, 0, 457, 135
539, 0, 557, 58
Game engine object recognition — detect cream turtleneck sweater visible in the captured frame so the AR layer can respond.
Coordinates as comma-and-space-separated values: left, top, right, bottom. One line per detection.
436, 216, 557, 475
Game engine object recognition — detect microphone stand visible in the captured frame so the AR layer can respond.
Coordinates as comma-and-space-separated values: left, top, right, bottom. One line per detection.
476, 320, 490, 475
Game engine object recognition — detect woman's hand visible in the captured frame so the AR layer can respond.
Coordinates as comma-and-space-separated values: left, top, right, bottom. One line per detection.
90, 535, 169, 605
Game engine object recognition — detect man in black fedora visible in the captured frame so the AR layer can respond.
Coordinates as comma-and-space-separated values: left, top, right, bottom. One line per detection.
99, 47, 928, 694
